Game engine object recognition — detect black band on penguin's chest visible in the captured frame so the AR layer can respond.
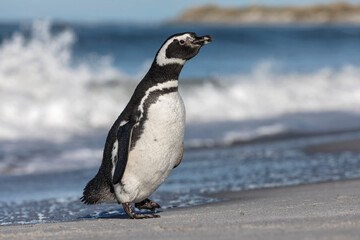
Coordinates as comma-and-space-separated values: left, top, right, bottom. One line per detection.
130, 87, 178, 150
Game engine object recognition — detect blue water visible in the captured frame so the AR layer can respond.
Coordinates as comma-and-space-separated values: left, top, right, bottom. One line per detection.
1, 130, 360, 225
64, 24, 360, 76
1, 21, 360, 225
69, 25, 360, 76
1, 23, 360, 77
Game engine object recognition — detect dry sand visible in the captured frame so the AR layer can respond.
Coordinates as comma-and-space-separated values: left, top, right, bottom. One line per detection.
1, 178, 360, 240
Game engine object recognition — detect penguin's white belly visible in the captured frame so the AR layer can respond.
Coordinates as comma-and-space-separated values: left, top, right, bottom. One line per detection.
117, 92, 185, 203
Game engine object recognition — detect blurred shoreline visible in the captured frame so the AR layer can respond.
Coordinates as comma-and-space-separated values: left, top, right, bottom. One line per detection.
2, 129, 360, 226
174, 2, 360, 25
306, 138, 360, 154
1, 178, 360, 239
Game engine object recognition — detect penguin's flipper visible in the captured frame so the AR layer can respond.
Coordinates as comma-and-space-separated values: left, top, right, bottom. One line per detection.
112, 120, 136, 185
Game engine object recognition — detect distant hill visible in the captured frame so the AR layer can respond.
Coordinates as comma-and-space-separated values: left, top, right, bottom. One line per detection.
174, 2, 360, 25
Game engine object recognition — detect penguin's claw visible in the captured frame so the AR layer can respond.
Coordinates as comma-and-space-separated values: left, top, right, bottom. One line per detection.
122, 202, 160, 219
135, 198, 161, 212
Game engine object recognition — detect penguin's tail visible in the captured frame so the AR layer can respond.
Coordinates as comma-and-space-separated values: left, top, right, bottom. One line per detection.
80, 195, 93, 205
81, 173, 113, 205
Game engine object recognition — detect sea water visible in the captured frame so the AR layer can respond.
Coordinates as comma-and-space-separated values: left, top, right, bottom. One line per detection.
1, 21, 360, 225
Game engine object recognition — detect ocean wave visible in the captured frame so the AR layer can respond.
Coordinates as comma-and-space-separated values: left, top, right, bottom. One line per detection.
1, 21, 360, 140
183, 62, 360, 122
0, 20, 131, 140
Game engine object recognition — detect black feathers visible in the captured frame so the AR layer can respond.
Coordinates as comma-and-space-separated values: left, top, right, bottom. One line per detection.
81, 170, 114, 204
166, 38, 200, 60
112, 120, 136, 185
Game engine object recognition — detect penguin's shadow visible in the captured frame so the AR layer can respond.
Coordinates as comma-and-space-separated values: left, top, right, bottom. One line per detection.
79, 208, 163, 220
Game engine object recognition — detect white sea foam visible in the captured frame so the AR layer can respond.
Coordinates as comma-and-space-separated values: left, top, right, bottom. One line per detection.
183, 61, 360, 122
1, 21, 360, 140
0, 20, 131, 140
22, 148, 102, 175
223, 124, 287, 143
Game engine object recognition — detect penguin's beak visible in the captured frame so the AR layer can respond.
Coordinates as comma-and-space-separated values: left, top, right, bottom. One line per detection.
192, 35, 213, 46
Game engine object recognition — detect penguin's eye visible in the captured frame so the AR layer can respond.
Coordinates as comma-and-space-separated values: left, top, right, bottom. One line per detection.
179, 40, 185, 45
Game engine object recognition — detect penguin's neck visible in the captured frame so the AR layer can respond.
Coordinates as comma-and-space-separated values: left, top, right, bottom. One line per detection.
143, 62, 184, 83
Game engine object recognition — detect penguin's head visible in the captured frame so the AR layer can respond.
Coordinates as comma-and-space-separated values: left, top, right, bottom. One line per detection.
156, 32, 212, 66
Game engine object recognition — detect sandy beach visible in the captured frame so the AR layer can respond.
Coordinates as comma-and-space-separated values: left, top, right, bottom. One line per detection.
1, 177, 360, 240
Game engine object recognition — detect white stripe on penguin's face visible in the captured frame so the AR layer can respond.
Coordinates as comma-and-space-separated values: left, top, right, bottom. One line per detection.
156, 34, 193, 66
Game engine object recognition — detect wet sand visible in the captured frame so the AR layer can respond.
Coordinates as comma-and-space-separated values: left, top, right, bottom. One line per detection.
1, 178, 360, 240
306, 138, 360, 154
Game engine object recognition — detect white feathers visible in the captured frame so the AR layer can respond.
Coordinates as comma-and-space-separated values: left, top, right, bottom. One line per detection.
111, 80, 184, 203
111, 139, 119, 178
137, 80, 178, 125
119, 120, 128, 127
115, 91, 186, 203
111, 81, 179, 194
156, 34, 193, 66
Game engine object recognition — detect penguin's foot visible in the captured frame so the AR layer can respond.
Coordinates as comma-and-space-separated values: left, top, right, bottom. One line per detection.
122, 202, 160, 219
135, 198, 161, 212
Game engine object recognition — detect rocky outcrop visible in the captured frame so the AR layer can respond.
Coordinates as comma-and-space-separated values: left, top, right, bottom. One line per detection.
175, 2, 360, 25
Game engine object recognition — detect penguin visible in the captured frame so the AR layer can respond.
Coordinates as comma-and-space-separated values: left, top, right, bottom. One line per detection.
81, 32, 212, 219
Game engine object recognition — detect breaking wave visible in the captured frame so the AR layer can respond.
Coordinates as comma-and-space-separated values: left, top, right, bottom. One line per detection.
184, 62, 360, 122
1, 20, 360, 140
